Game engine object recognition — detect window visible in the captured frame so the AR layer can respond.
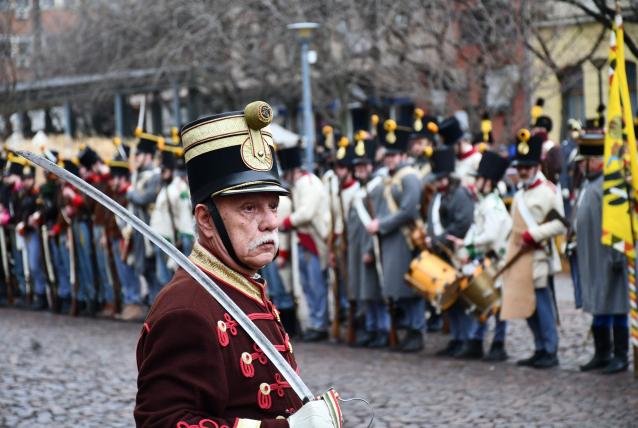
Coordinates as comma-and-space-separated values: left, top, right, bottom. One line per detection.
0, 36, 10, 58
11, 35, 32, 67
627, 61, 637, 114
14, 0, 31, 19
563, 65, 585, 135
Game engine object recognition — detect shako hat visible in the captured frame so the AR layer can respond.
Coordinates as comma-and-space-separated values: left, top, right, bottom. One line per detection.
78, 146, 101, 169
410, 109, 438, 142
108, 158, 131, 178
59, 158, 80, 177
335, 135, 355, 167
352, 130, 376, 165
136, 137, 157, 155
180, 101, 288, 206
6, 153, 28, 177
476, 151, 510, 183
431, 146, 456, 178
277, 145, 303, 172
511, 129, 543, 167
435, 116, 464, 146
382, 119, 411, 154
576, 130, 605, 157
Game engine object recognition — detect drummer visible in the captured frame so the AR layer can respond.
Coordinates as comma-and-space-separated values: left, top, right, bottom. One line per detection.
426, 146, 475, 357
451, 151, 512, 361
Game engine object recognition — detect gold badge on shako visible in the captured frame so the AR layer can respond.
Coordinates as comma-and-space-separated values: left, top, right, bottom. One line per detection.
242, 101, 274, 171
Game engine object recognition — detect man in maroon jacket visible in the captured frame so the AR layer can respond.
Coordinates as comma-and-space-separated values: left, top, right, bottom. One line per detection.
135, 102, 343, 428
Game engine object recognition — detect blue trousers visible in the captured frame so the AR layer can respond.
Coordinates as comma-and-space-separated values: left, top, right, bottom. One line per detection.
365, 300, 390, 333
26, 230, 47, 296
470, 313, 507, 342
448, 301, 473, 341
73, 221, 95, 302
593, 314, 628, 327
9, 230, 26, 293
298, 245, 328, 331
112, 239, 141, 305
51, 233, 71, 299
93, 225, 113, 304
397, 297, 426, 331
526, 287, 559, 354
261, 262, 294, 310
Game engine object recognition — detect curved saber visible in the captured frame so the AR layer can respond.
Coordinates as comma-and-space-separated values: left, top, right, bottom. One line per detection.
17, 150, 315, 402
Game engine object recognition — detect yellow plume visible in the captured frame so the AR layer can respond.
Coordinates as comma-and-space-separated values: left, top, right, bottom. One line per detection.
384, 119, 397, 144
413, 108, 425, 131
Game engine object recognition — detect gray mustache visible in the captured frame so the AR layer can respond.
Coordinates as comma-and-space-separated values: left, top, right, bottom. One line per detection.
248, 233, 279, 251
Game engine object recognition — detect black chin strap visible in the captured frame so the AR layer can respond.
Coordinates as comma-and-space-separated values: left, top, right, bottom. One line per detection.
205, 200, 252, 271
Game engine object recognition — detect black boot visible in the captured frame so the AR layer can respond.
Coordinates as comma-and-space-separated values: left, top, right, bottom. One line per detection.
302, 329, 328, 342
31, 294, 48, 311
400, 329, 424, 353
454, 339, 484, 359
602, 325, 629, 374
353, 330, 374, 347
517, 350, 545, 367
426, 312, 443, 332
367, 331, 389, 349
580, 326, 612, 371
532, 352, 559, 369
484, 341, 508, 362
435, 339, 461, 357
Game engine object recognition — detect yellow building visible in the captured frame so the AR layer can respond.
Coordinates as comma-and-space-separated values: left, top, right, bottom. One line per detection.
532, 2, 638, 142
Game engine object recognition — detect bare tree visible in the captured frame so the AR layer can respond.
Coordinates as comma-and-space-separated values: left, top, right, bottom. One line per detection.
23, 0, 530, 139
557, 0, 638, 57
525, 0, 607, 139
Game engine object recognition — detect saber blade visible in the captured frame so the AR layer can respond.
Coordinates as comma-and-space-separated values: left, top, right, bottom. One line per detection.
17, 150, 314, 402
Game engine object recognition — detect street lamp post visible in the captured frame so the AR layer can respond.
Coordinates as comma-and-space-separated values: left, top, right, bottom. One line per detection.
288, 22, 319, 172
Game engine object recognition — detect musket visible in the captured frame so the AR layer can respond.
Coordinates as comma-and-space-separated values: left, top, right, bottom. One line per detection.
18, 150, 315, 403
68, 224, 79, 316
40, 224, 57, 310
87, 218, 101, 314
0, 225, 13, 305
328, 173, 342, 341
104, 224, 123, 314
18, 224, 32, 305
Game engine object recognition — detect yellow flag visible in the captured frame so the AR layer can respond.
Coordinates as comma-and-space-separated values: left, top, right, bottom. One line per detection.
602, 14, 638, 258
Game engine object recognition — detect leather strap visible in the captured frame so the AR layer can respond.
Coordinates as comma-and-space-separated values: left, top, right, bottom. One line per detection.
205, 200, 252, 271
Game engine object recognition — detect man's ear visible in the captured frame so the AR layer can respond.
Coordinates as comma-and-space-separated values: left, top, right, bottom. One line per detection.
194, 203, 215, 239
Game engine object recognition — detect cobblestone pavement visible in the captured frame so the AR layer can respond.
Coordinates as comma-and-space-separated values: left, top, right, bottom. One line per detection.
1, 274, 637, 427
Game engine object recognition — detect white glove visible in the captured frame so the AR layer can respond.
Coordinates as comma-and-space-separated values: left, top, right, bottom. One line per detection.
288, 389, 343, 428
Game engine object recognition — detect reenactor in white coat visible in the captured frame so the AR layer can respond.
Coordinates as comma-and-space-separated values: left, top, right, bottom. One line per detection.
501, 132, 567, 369
277, 146, 332, 342
453, 151, 512, 360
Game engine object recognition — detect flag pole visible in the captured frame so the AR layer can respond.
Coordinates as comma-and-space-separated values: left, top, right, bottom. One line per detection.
621, 150, 638, 377
616, 0, 638, 376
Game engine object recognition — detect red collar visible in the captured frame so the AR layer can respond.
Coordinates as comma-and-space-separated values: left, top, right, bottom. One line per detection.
526, 178, 543, 190
458, 147, 477, 160
341, 178, 357, 190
